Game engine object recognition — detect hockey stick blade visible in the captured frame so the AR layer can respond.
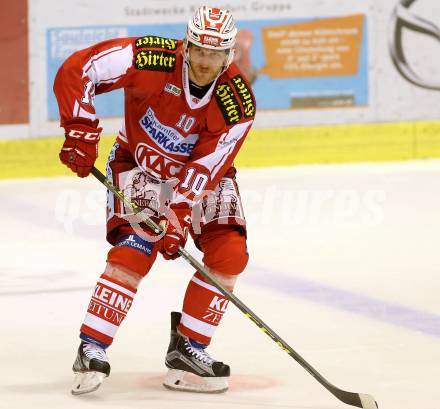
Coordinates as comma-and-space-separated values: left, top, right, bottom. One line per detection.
90, 167, 378, 408
359, 394, 378, 409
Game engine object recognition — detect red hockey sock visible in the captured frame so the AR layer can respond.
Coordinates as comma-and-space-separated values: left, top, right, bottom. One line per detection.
80, 274, 137, 346
178, 272, 230, 345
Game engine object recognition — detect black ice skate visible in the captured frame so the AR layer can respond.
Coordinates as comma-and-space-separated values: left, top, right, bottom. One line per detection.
71, 341, 111, 395
163, 311, 230, 393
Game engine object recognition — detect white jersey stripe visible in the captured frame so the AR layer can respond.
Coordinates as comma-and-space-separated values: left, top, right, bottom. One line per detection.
73, 99, 96, 120
194, 120, 252, 179
97, 74, 125, 85
73, 99, 80, 117
82, 46, 123, 74
82, 45, 133, 86
118, 131, 128, 143
83, 313, 118, 337
98, 278, 136, 298
181, 312, 217, 337
191, 275, 223, 295
211, 144, 234, 178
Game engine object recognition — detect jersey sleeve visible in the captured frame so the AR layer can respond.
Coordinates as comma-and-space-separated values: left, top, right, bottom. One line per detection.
53, 37, 136, 126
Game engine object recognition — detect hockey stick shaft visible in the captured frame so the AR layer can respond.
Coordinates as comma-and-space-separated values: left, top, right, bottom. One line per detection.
91, 167, 377, 409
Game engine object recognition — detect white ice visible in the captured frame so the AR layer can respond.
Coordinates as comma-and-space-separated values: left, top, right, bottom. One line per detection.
1, 160, 440, 409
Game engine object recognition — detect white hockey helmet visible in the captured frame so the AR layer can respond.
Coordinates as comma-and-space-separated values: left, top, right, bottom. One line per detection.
184, 6, 237, 68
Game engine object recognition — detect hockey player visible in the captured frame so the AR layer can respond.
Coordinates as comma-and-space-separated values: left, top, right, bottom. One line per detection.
54, 6, 256, 395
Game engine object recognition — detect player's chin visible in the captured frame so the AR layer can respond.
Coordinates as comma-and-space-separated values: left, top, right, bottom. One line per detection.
192, 76, 207, 86
200, 71, 217, 84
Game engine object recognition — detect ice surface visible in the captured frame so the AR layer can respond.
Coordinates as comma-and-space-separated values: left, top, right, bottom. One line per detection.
1, 160, 440, 409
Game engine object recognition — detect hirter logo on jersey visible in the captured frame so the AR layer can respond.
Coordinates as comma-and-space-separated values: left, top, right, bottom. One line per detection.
231, 75, 255, 118
135, 35, 178, 51
135, 50, 176, 72
139, 107, 198, 155
215, 83, 242, 125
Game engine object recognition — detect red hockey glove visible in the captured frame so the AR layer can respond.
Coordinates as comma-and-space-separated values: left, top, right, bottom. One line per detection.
59, 118, 102, 177
159, 203, 192, 260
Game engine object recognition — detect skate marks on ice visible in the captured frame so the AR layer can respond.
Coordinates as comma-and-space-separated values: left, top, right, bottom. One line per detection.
139, 372, 280, 392
2, 372, 290, 409
0, 266, 93, 296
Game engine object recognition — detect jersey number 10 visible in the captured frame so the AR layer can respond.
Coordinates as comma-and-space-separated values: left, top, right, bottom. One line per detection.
176, 114, 196, 133
181, 167, 208, 196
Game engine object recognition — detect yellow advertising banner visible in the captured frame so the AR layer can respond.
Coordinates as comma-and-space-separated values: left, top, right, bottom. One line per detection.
260, 14, 364, 78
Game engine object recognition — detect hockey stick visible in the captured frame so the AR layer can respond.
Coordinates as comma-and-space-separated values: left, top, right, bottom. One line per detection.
90, 166, 378, 409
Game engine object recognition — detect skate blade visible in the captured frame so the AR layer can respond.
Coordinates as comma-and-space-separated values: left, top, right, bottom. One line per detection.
163, 369, 228, 394
71, 371, 106, 395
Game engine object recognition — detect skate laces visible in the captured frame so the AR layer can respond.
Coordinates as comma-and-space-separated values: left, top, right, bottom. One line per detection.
186, 339, 214, 365
83, 342, 108, 362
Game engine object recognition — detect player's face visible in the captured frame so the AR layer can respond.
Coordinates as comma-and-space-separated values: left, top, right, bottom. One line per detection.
188, 44, 228, 86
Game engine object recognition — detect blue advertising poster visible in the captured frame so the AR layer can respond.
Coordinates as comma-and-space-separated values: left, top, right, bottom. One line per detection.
47, 15, 368, 120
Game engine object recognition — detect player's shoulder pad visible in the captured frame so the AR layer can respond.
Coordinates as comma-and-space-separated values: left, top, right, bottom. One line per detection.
133, 35, 181, 73
214, 63, 256, 126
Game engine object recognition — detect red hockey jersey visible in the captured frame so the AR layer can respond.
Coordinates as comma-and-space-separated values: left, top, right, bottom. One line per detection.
53, 35, 256, 206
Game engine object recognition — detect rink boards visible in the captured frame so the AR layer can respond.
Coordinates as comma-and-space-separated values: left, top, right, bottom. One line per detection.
2, 120, 440, 179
